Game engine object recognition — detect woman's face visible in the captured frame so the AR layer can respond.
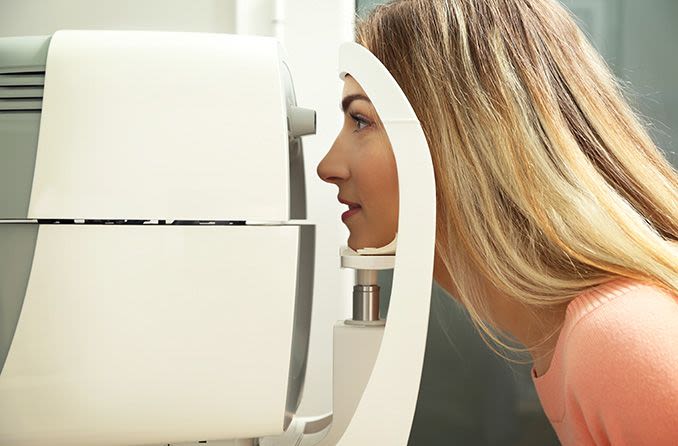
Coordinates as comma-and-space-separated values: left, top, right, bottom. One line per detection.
317, 76, 399, 250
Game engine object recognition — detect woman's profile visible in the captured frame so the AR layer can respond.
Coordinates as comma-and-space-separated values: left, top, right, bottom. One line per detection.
317, 0, 678, 444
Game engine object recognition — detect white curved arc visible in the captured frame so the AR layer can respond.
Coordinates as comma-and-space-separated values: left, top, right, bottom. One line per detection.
336, 43, 436, 445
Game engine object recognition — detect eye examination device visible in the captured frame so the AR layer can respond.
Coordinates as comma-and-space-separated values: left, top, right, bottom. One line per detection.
0, 31, 435, 446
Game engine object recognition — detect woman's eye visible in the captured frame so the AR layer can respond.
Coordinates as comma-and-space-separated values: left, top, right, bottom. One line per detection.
349, 113, 371, 132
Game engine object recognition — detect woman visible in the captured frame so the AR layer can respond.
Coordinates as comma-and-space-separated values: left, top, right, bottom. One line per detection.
317, 0, 678, 444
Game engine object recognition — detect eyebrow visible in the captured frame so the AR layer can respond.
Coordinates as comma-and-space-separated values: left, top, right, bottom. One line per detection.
341, 94, 372, 113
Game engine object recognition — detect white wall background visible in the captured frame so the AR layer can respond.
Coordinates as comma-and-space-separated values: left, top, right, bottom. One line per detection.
0, 0, 237, 34
1, 0, 355, 419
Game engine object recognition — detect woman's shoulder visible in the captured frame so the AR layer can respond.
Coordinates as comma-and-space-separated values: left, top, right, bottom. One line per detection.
536, 278, 678, 393
559, 279, 678, 443
565, 280, 677, 417
564, 278, 677, 347
565, 278, 677, 329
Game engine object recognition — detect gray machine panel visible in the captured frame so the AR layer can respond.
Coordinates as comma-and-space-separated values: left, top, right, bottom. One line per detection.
281, 61, 308, 220
0, 111, 42, 217
284, 224, 315, 429
0, 36, 51, 74
0, 36, 50, 219
0, 223, 39, 375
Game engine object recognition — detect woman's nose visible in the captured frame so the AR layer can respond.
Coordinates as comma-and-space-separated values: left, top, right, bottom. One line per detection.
317, 139, 349, 184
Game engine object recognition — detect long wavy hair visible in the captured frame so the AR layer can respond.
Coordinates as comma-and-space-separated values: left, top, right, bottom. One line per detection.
356, 0, 678, 352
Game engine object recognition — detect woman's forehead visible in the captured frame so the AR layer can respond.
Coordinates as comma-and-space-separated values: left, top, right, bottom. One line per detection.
342, 75, 368, 97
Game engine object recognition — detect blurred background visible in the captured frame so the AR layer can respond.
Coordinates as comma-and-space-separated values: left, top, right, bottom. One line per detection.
1, 0, 675, 445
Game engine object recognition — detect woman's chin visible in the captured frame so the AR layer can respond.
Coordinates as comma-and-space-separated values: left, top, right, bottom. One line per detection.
347, 234, 361, 251
347, 233, 370, 251
347, 232, 394, 251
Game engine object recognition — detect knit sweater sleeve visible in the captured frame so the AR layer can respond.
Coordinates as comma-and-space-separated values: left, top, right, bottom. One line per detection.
565, 286, 678, 446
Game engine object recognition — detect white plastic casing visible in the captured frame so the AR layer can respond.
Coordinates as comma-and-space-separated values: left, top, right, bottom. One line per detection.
0, 31, 314, 446
0, 225, 301, 445
335, 43, 436, 445
28, 30, 293, 221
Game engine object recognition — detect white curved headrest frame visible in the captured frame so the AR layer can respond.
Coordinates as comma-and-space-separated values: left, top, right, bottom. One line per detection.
337, 43, 436, 445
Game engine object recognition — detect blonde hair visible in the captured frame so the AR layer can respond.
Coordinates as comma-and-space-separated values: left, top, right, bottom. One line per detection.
356, 0, 678, 352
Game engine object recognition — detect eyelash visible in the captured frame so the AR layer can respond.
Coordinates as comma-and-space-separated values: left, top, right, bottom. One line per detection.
349, 113, 371, 133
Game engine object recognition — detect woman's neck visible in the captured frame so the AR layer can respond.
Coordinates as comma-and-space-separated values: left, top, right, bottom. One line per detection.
491, 294, 567, 376
433, 255, 567, 376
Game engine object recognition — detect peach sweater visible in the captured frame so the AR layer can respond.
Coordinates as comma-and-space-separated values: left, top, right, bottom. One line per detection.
532, 279, 678, 445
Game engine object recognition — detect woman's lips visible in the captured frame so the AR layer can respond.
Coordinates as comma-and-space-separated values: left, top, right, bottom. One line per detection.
341, 206, 361, 221
338, 196, 361, 222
